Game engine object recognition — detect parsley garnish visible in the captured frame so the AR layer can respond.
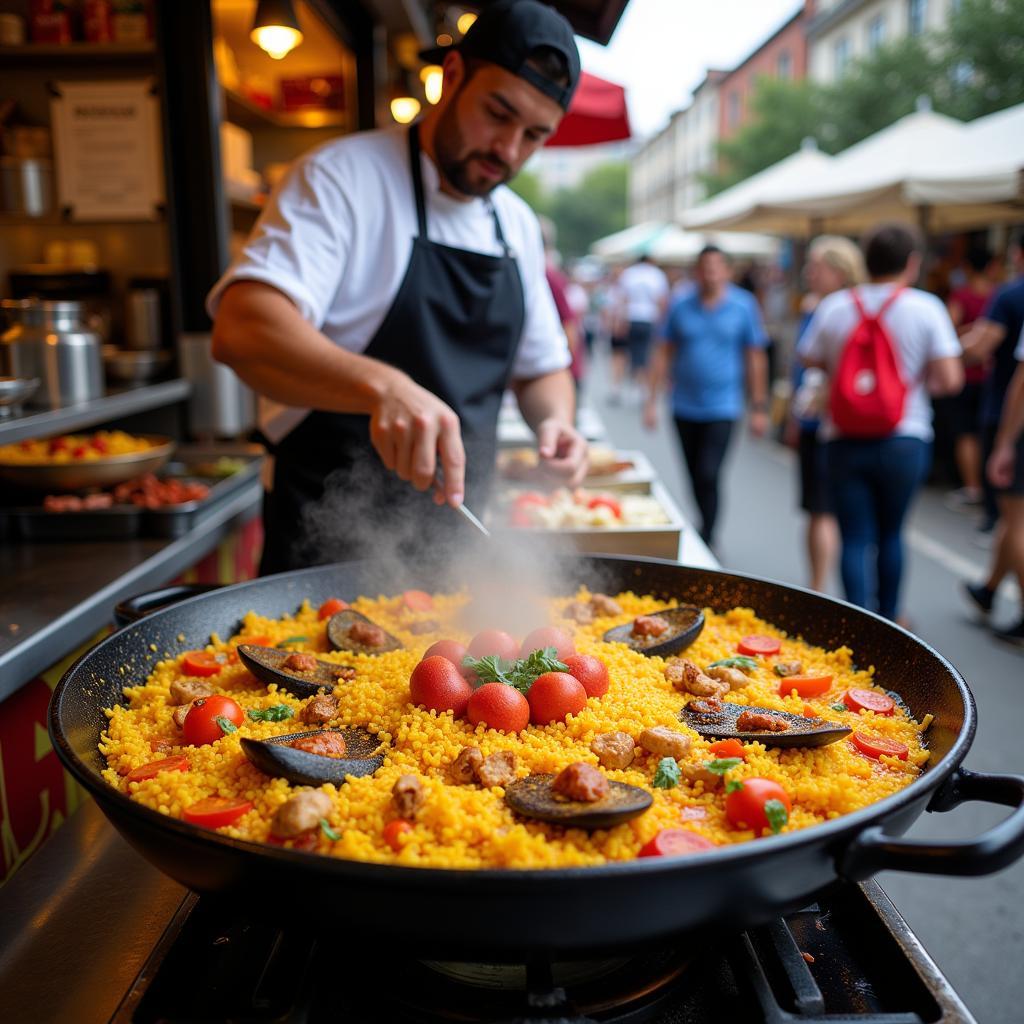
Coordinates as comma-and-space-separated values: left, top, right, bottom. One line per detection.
830, 702, 847, 713
276, 635, 308, 648
319, 818, 340, 841
764, 799, 789, 835
703, 757, 742, 775
461, 646, 568, 695
725, 779, 744, 794
247, 705, 294, 723
708, 656, 758, 671
652, 757, 681, 788
215, 715, 238, 735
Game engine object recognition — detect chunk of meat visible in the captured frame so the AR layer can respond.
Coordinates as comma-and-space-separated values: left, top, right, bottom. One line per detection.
552, 762, 610, 803
736, 710, 790, 733
270, 789, 333, 838
450, 745, 484, 784
330, 665, 356, 681
172, 699, 199, 730
706, 665, 750, 689
348, 621, 386, 647
409, 620, 441, 635
476, 750, 517, 788
392, 774, 425, 819
591, 731, 636, 770
563, 601, 594, 625
774, 660, 804, 678
290, 732, 347, 758
632, 614, 669, 638
300, 694, 340, 724
669, 659, 729, 699
168, 678, 215, 706
282, 652, 318, 673
680, 762, 723, 789
590, 593, 623, 616
639, 726, 692, 759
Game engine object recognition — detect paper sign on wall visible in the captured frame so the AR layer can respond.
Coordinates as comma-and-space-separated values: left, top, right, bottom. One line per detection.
50, 79, 164, 221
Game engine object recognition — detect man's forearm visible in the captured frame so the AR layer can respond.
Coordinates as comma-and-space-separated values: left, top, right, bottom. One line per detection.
746, 348, 769, 409
646, 341, 673, 400
996, 363, 1024, 448
512, 368, 576, 431
211, 281, 398, 414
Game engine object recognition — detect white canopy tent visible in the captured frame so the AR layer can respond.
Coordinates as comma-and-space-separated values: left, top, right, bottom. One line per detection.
589, 221, 778, 264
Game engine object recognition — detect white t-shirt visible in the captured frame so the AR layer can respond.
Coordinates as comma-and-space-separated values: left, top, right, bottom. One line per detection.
798, 283, 962, 441
207, 127, 569, 442
617, 262, 669, 324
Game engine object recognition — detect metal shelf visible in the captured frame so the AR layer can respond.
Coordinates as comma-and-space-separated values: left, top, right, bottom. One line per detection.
222, 86, 345, 130
0, 42, 155, 65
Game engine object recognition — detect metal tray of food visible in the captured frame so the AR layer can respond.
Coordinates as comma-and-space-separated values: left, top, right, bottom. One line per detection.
7, 503, 143, 541
496, 447, 656, 494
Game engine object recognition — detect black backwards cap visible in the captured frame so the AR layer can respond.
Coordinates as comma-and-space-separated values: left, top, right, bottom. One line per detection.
455, 1, 581, 110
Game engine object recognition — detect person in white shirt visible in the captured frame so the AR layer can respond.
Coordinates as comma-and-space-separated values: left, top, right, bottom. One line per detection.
609, 255, 668, 402
799, 223, 963, 622
208, 1, 587, 573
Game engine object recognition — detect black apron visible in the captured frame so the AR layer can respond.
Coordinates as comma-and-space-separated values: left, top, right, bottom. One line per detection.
260, 126, 526, 575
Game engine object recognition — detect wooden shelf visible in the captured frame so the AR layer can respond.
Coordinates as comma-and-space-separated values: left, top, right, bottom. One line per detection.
222, 86, 345, 130
0, 42, 155, 65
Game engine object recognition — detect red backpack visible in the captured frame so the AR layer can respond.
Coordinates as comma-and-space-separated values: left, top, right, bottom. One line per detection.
829, 287, 907, 438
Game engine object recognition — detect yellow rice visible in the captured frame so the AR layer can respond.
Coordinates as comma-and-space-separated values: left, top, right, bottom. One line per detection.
99, 590, 931, 869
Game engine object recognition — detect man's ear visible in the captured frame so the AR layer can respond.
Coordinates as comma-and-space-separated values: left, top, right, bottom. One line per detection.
441, 50, 466, 102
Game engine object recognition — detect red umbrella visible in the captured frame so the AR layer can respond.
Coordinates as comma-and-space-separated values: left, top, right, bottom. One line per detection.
545, 71, 631, 147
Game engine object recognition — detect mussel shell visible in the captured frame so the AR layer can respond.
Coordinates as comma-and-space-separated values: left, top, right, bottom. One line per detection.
602, 606, 705, 658
680, 702, 851, 748
326, 610, 402, 655
240, 727, 386, 786
504, 774, 653, 830
237, 644, 354, 698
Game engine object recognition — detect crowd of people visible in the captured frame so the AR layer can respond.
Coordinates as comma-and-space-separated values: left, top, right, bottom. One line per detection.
553, 225, 1024, 647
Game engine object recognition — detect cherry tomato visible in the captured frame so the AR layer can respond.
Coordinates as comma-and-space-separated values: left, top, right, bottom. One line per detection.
90, 435, 109, 453
183, 796, 253, 829
587, 495, 622, 518
725, 778, 792, 835
638, 828, 716, 857
467, 682, 531, 733
468, 629, 519, 661
126, 755, 189, 783
778, 674, 833, 698
383, 818, 413, 851
851, 731, 909, 760
409, 656, 474, 718
737, 635, 781, 656
402, 590, 433, 612
709, 739, 746, 760
48, 437, 68, 454
562, 653, 609, 698
71, 445, 89, 458
513, 491, 548, 509
317, 598, 348, 620
422, 639, 468, 667
181, 651, 223, 677
182, 695, 244, 746
527, 671, 588, 725
519, 626, 575, 661
844, 688, 896, 715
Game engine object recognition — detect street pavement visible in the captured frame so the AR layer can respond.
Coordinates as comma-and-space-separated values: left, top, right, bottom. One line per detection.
581, 348, 1024, 1024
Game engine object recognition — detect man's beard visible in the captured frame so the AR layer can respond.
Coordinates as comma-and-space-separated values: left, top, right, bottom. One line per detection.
433, 100, 512, 197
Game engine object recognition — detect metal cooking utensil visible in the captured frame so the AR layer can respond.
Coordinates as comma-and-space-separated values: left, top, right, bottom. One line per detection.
435, 467, 491, 539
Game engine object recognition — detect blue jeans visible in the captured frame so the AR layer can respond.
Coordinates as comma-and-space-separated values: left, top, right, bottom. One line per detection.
826, 437, 931, 620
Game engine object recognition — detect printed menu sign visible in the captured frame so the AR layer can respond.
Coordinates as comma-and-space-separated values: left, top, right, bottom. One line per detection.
50, 79, 164, 221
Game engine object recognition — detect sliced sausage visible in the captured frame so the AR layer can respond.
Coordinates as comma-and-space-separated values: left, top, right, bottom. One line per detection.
270, 789, 333, 838
300, 694, 340, 724
168, 678, 215, 706
591, 731, 635, 770
392, 775, 425, 819
476, 750, 517, 788
450, 745, 484, 784
639, 726, 692, 759
290, 732, 347, 758
552, 762, 610, 802
282, 652, 318, 673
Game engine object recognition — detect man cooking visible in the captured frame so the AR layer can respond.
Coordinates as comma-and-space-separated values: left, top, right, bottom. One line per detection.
208, 0, 587, 574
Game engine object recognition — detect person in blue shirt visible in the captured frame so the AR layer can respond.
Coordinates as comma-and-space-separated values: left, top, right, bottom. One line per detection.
644, 245, 769, 548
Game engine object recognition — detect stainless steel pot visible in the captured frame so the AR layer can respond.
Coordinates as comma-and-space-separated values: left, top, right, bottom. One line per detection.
1, 299, 103, 407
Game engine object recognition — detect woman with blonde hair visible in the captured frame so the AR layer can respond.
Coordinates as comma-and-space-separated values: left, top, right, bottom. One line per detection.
788, 235, 866, 591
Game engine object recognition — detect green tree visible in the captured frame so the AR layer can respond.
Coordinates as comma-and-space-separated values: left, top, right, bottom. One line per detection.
944, 0, 1024, 120
547, 162, 628, 260
508, 168, 549, 215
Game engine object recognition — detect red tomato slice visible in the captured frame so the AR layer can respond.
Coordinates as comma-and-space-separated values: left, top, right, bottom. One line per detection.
802, 704, 817, 719
851, 731, 909, 760
513, 491, 548, 509
737, 635, 781, 656
182, 651, 223, 677
709, 739, 746, 760
126, 755, 189, 783
778, 674, 833, 698
317, 598, 348, 620
587, 495, 622, 518
844, 688, 896, 715
183, 796, 253, 829
402, 590, 434, 612
383, 818, 413, 851
638, 829, 716, 857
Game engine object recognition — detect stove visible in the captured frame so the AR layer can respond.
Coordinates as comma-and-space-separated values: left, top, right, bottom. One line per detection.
0, 803, 976, 1024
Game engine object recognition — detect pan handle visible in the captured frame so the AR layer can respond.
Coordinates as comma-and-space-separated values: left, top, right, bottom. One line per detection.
114, 583, 223, 627
839, 767, 1024, 879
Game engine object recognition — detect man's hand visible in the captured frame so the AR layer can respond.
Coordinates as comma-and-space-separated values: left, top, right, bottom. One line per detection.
988, 442, 1017, 490
642, 397, 659, 432
748, 410, 769, 438
536, 417, 588, 486
369, 370, 466, 506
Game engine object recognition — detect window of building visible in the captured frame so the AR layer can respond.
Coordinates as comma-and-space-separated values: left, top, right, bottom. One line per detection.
867, 14, 885, 51
777, 49, 792, 79
908, 0, 927, 35
833, 35, 851, 77
728, 91, 741, 126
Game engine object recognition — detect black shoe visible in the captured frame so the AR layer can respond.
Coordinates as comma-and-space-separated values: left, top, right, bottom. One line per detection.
962, 582, 995, 615
993, 618, 1024, 648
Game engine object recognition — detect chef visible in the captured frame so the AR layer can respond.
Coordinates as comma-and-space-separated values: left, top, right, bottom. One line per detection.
208, 0, 587, 574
